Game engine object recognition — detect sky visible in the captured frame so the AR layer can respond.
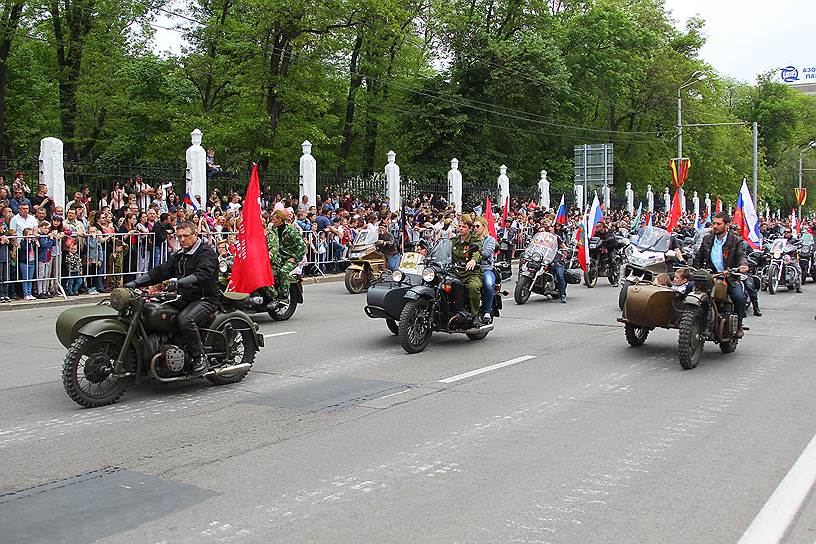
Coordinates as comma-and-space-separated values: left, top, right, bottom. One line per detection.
153, 0, 813, 85
663, 0, 813, 84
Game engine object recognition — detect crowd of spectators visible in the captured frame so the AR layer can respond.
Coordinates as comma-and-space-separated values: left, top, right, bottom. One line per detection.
0, 167, 813, 302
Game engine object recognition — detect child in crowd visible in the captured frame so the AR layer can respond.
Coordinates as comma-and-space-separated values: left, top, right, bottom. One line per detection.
86, 225, 105, 294
64, 237, 83, 296
36, 221, 56, 298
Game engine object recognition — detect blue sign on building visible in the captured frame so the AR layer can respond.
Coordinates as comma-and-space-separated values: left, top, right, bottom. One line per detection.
781, 66, 799, 82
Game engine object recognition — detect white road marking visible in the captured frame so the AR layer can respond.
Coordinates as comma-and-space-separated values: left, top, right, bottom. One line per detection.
738, 431, 816, 544
438, 355, 537, 384
263, 331, 298, 338
375, 389, 410, 401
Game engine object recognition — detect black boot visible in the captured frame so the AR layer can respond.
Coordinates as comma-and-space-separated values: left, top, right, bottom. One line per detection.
752, 303, 762, 317
190, 354, 209, 377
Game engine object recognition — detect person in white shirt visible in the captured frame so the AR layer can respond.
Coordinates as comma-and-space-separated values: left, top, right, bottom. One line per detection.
9, 203, 38, 235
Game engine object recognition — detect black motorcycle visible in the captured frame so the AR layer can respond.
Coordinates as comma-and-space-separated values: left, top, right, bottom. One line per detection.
799, 232, 816, 283
57, 288, 264, 407
218, 256, 302, 320
364, 240, 503, 353
584, 236, 623, 288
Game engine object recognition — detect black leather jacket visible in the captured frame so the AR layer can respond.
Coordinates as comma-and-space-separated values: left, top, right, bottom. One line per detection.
148, 239, 220, 304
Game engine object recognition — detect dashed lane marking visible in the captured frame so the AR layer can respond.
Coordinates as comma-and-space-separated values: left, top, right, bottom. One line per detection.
263, 331, 298, 338
438, 355, 537, 384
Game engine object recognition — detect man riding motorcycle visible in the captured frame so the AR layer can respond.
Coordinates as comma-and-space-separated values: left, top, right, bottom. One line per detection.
733, 224, 762, 317
594, 221, 622, 283
125, 221, 220, 376
266, 209, 307, 304
782, 226, 803, 293
692, 211, 749, 337
452, 214, 483, 319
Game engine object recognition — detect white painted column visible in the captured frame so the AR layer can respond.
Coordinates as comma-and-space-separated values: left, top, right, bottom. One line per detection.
679, 187, 686, 213
538, 169, 550, 210
447, 158, 462, 214
39, 137, 65, 209
185, 129, 207, 202
497, 165, 510, 209
385, 150, 400, 212
693, 191, 700, 218
299, 140, 317, 209
574, 184, 584, 211
705, 193, 712, 218
625, 182, 634, 215
603, 184, 611, 211
646, 184, 654, 213
663, 187, 671, 211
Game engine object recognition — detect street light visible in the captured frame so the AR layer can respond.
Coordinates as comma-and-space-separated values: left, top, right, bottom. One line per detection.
798, 140, 816, 216
677, 71, 708, 161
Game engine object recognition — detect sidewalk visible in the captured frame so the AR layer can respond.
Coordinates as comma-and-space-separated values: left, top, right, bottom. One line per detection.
0, 273, 346, 312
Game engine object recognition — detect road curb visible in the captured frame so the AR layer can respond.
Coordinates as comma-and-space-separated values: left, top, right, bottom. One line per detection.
0, 274, 348, 312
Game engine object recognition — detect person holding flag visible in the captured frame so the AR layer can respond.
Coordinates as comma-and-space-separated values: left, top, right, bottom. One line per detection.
266, 209, 307, 304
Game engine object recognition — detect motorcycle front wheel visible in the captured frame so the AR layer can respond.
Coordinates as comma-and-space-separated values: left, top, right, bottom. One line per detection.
618, 280, 629, 310
268, 296, 297, 321
344, 268, 368, 294
62, 334, 132, 408
204, 320, 257, 385
767, 264, 779, 294
514, 275, 532, 305
678, 309, 704, 370
608, 263, 620, 286
398, 300, 432, 354
584, 267, 598, 288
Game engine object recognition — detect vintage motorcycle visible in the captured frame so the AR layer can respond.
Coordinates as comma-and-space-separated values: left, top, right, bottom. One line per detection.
364, 239, 502, 354
618, 267, 745, 370
766, 238, 802, 294
799, 232, 816, 283
514, 231, 573, 304
57, 288, 264, 407
344, 229, 388, 294
218, 255, 302, 320
618, 226, 680, 309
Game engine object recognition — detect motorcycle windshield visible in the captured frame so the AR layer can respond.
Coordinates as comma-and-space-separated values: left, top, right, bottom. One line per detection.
801, 233, 814, 245
525, 232, 559, 264
771, 239, 787, 252
352, 229, 379, 246
428, 239, 453, 266
634, 226, 671, 252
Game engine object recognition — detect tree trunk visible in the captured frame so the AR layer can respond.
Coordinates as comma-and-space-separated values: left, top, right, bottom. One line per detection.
0, 0, 24, 156
266, 32, 293, 144
361, 78, 379, 176
337, 31, 364, 177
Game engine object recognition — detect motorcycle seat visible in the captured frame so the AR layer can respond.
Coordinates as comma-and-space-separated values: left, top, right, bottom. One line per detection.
222, 292, 250, 302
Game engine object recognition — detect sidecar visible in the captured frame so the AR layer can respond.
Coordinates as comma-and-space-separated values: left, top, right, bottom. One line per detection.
56, 303, 119, 348
364, 268, 424, 334
616, 282, 682, 346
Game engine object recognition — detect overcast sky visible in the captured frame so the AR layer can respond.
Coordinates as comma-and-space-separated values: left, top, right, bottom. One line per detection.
153, 0, 811, 84
664, 0, 812, 83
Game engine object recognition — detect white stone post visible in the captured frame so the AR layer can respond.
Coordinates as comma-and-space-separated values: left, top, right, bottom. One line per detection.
728, 205, 733, 216
679, 187, 686, 213
705, 193, 712, 218
299, 140, 316, 209
663, 187, 671, 211
538, 169, 550, 210
185, 129, 207, 202
385, 150, 400, 212
625, 182, 634, 215
447, 158, 462, 214
574, 184, 584, 211
39, 137, 65, 209
497, 165, 510, 209
646, 184, 654, 213
603, 184, 611, 212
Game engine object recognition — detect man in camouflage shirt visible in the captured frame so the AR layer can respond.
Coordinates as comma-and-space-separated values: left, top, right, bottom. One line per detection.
266, 209, 306, 302
451, 213, 483, 317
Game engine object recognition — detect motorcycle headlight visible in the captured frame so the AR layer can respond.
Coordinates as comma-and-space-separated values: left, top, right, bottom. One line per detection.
422, 268, 436, 283
532, 253, 543, 262
109, 287, 133, 311
219, 260, 229, 273
392, 270, 405, 283
773, 250, 781, 259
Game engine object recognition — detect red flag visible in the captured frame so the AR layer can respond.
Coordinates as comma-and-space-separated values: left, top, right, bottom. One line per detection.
575, 221, 588, 272
484, 197, 497, 240
501, 196, 510, 228
664, 190, 682, 233
227, 164, 274, 294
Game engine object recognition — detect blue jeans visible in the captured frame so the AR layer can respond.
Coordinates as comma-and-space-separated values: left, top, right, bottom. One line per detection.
553, 264, 566, 297
65, 276, 83, 295
329, 241, 345, 272
19, 262, 35, 297
482, 269, 496, 315
728, 282, 747, 329
386, 253, 401, 271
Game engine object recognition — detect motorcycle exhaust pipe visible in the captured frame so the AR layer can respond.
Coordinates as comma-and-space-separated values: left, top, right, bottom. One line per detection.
209, 362, 252, 377
149, 355, 252, 382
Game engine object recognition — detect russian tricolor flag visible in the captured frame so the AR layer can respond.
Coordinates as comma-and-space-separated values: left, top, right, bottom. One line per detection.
736, 179, 761, 249
183, 193, 202, 211
587, 193, 603, 236
555, 195, 567, 225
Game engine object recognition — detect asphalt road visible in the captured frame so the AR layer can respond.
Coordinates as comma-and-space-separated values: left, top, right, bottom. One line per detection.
2, 275, 816, 544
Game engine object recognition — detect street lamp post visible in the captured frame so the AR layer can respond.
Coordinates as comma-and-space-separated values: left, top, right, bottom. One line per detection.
799, 141, 816, 217
677, 71, 707, 161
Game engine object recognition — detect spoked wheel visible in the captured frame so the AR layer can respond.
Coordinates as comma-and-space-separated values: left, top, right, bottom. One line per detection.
584, 267, 598, 288
386, 318, 399, 335
398, 300, 433, 354
344, 269, 368, 294
767, 264, 778, 295
678, 309, 704, 370
268, 295, 297, 321
514, 275, 532, 305
624, 323, 649, 346
205, 321, 256, 385
466, 329, 490, 341
608, 264, 620, 286
62, 334, 132, 408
